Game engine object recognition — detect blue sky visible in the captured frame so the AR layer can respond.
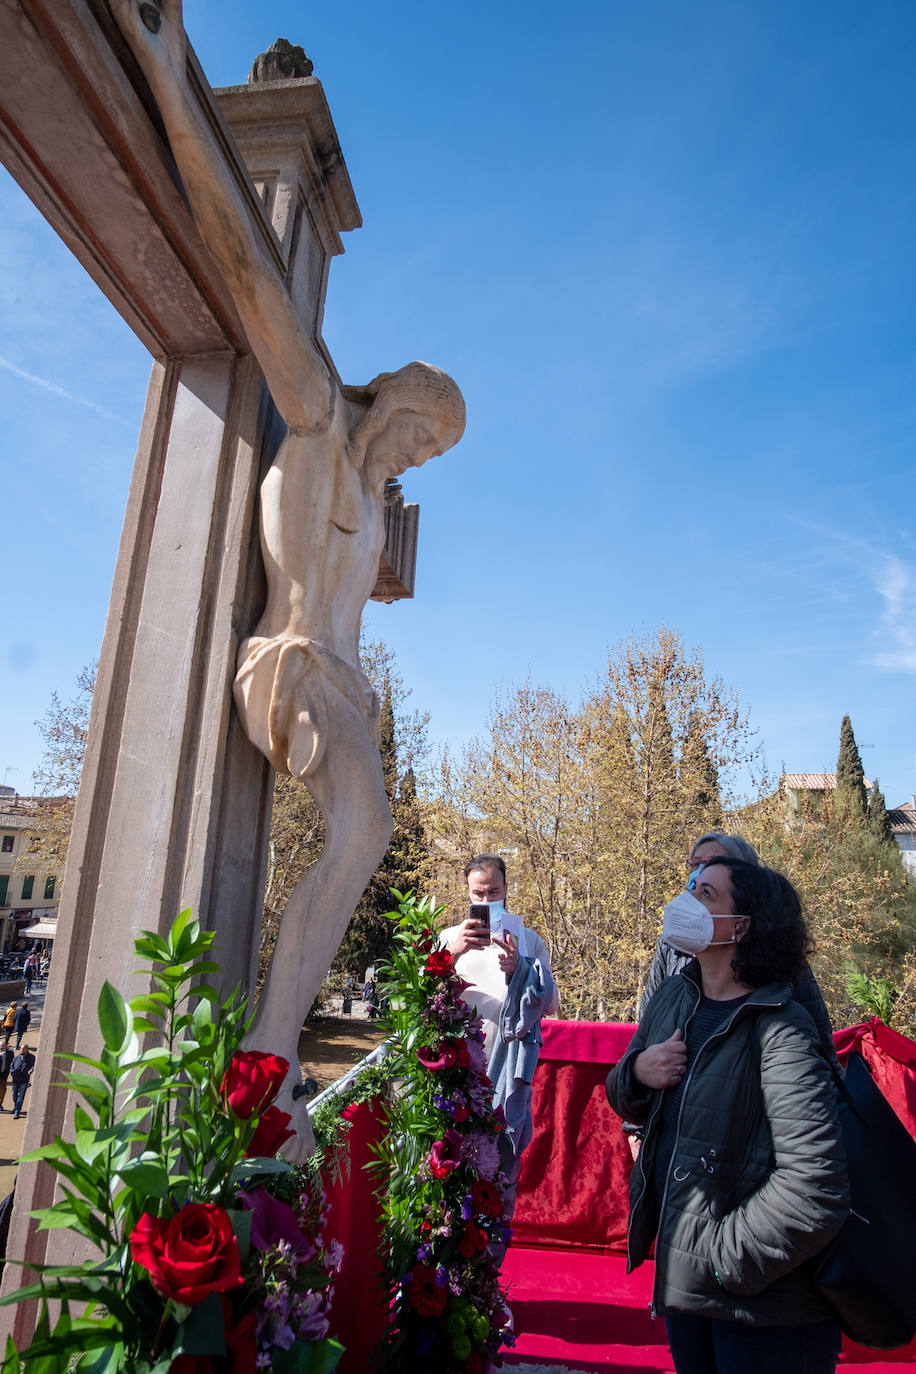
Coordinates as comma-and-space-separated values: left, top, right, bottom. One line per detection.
2, 0, 915, 806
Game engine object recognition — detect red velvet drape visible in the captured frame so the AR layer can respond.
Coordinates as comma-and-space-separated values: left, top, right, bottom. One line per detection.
512, 1020, 637, 1253
322, 1099, 388, 1372
833, 1017, 916, 1144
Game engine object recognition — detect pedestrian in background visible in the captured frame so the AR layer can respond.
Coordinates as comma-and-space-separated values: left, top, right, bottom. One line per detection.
10, 1044, 35, 1119
0, 1039, 13, 1112
13, 1002, 30, 1050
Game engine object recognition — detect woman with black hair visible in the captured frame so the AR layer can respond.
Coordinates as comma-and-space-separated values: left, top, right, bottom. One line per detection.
607, 858, 849, 1374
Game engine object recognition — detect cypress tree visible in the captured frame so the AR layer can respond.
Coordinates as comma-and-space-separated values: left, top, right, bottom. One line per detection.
836, 714, 867, 817
867, 779, 894, 845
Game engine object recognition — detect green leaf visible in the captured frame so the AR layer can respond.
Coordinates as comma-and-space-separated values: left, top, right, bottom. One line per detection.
228, 1206, 252, 1264
229, 1157, 291, 1185
172, 1292, 225, 1357
169, 906, 195, 946
134, 930, 171, 961
117, 1155, 172, 1199
128, 992, 171, 1014
189, 984, 219, 1004
97, 982, 131, 1054
274, 1338, 346, 1374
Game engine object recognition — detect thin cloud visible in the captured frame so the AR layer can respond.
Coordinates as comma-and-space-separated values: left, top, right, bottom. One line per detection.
872, 555, 916, 674
0, 352, 135, 429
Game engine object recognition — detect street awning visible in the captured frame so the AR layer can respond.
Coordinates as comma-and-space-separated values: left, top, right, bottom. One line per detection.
23, 921, 57, 939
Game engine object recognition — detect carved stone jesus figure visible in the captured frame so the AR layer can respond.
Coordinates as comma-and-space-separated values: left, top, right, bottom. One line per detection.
111, 0, 465, 1155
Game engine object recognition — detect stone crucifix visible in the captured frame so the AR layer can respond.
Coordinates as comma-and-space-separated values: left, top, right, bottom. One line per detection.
110, 0, 465, 1155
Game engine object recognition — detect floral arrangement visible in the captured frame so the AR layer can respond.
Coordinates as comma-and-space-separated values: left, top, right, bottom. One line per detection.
0, 910, 343, 1374
371, 891, 512, 1373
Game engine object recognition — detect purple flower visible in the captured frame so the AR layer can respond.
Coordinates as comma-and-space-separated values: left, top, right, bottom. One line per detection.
418, 1242, 432, 1262
466, 1038, 489, 1076
272, 1324, 295, 1351
416, 1328, 438, 1355
240, 1189, 316, 1264
292, 1289, 330, 1340
463, 1131, 501, 1181
435, 1266, 449, 1288
461, 1197, 473, 1221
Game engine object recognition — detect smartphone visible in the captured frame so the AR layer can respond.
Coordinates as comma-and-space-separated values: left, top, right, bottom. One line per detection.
469, 902, 490, 929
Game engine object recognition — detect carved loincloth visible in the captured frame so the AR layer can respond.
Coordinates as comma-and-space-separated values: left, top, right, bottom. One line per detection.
234, 635, 380, 779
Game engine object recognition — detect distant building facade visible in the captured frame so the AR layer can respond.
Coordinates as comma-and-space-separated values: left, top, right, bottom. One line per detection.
0, 785, 63, 951
780, 772, 874, 811
780, 773, 915, 879
888, 799, 916, 878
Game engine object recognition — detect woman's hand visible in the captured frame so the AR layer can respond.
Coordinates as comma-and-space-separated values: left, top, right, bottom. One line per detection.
633, 1028, 687, 1089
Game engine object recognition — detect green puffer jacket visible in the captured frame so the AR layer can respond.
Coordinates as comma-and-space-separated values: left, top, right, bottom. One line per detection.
606, 965, 849, 1325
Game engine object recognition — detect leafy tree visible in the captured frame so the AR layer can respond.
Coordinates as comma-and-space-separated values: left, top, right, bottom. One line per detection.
431, 628, 756, 1019
257, 772, 324, 997
334, 654, 432, 979
836, 713, 867, 817
23, 662, 96, 887
739, 781, 916, 1026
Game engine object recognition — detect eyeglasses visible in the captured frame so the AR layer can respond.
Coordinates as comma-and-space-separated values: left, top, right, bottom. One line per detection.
686, 861, 707, 892
685, 856, 706, 871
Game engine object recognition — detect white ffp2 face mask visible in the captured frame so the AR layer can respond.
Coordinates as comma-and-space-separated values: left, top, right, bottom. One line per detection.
661, 890, 744, 955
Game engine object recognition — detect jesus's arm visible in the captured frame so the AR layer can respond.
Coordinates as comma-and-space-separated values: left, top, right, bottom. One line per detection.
109, 0, 332, 430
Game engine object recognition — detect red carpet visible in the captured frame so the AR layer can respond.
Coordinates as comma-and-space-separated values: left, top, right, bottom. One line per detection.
501, 1247, 916, 1372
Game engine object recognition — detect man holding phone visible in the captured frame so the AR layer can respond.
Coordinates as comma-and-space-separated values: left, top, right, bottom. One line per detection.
440, 854, 558, 1259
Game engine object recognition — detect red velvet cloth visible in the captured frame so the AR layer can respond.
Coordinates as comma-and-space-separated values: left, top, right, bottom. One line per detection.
833, 1017, 916, 1144
512, 1019, 637, 1253
321, 1099, 388, 1373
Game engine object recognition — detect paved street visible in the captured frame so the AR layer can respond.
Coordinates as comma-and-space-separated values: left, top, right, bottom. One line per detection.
0, 978, 46, 1197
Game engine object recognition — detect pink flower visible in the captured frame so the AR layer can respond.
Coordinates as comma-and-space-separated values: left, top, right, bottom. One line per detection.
417, 1043, 458, 1072
429, 1127, 463, 1178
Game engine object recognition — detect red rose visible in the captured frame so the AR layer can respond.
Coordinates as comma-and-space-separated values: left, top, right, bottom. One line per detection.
452, 1099, 470, 1124
458, 1221, 489, 1258
425, 949, 453, 978
131, 1204, 242, 1305
406, 1264, 447, 1317
417, 1043, 458, 1072
443, 1036, 470, 1067
471, 1178, 504, 1219
429, 1127, 463, 1178
220, 1051, 289, 1119
416, 929, 435, 954
245, 1105, 295, 1159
